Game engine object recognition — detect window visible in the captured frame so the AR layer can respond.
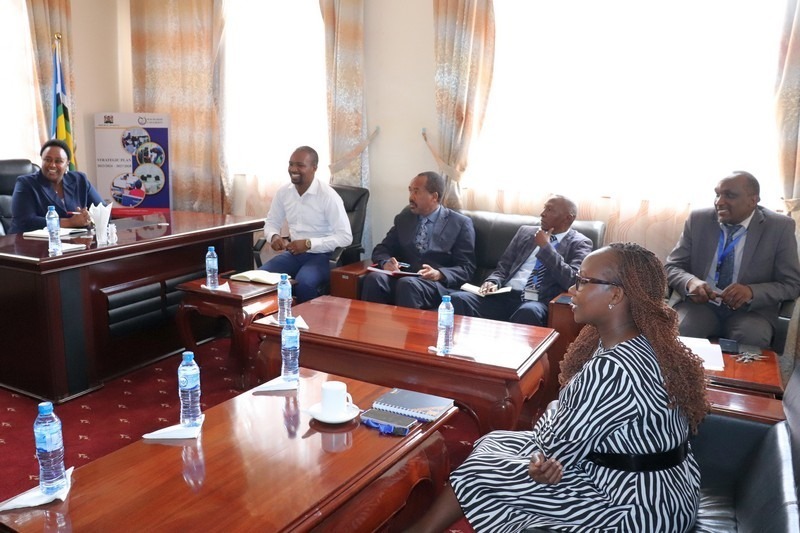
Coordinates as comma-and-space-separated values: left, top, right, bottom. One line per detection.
223, 1, 329, 187
464, 1, 787, 208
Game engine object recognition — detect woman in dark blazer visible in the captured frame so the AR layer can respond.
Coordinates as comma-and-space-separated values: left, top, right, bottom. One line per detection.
11, 139, 103, 233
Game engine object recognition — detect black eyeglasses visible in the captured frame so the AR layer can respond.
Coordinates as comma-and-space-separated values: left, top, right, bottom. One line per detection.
575, 276, 622, 290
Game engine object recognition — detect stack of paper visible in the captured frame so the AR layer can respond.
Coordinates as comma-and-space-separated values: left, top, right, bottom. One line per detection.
679, 336, 725, 371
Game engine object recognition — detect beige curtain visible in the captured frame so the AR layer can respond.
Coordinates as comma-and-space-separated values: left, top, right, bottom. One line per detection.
776, 0, 800, 372
130, 0, 226, 213
428, 0, 494, 209
320, 0, 374, 251
27, 0, 73, 152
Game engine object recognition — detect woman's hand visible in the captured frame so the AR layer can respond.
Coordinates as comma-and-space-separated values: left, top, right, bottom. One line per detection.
528, 451, 563, 484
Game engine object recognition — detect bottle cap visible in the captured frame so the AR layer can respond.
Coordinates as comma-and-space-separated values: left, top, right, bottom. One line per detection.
208, 246, 215, 252
285, 316, 296, 325
280, 273, 288, 280
38, 401, 54, 415
442, 295, 451, 302
182, 351, 195, 363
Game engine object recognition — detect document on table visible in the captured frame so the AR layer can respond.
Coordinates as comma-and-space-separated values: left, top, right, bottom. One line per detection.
679, 336, 724, 371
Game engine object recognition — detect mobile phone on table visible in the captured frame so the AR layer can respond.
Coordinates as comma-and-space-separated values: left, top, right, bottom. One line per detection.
718, 338, 739, 354
360, 409, 419, 436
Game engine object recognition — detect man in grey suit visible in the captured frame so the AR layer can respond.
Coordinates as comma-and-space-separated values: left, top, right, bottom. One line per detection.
362, 171, 476, 309
665, 171, 800, 347
449, 195, 593, 326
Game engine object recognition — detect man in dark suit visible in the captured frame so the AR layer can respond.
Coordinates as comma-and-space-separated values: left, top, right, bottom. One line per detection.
665, 171, 800, 347
449, 195, 592, 326
362, 171, 476, 309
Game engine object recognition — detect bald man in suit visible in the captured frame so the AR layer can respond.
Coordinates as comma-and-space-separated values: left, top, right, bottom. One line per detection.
665, 171, 800, 347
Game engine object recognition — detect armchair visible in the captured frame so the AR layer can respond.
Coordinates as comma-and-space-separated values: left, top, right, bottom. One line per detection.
252, 183, 370, 270
0, 159, 39, 235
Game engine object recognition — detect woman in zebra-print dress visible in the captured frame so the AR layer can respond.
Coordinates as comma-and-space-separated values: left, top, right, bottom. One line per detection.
408, 243, 708, 532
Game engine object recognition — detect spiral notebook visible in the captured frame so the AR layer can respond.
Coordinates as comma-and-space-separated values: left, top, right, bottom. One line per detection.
372, 388, 454, 422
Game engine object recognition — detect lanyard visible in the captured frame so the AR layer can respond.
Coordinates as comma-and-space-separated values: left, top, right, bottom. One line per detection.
714, 227, 746, 284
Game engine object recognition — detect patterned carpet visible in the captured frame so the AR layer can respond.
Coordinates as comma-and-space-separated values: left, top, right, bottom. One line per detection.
0, 337, 478, 531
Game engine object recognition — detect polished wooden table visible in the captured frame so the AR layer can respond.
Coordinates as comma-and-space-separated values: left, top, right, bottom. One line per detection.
0, 369, 455, 532
705, 350, 784, 398
0, 212, 262, 402
177, 277, 279, 388
249, 296, 557, 434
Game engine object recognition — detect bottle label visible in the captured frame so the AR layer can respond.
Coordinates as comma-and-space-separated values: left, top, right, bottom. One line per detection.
35, 427, 63, 451
180, 372, 200, 389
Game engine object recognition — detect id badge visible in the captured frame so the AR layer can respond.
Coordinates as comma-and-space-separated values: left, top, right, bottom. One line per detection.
524, 289, 539, 302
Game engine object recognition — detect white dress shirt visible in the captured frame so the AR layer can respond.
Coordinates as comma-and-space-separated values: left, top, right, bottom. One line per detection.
263, 178, 352, 254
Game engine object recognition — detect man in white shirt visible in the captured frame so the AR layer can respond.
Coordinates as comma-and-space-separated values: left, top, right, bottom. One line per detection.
261, 146, 352, 302
665, 171, 800, 347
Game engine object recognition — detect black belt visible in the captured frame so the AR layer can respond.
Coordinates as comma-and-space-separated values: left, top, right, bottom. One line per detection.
587, 441, 688, 472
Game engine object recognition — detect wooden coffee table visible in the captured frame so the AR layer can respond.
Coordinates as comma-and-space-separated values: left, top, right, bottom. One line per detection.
248, 295, 558, 434
0, 369, 455, 532
177, 277, 279, 388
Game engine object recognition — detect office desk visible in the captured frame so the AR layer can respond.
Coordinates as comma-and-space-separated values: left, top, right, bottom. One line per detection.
0, 212, 262, 403
250, 296, 557, 434
0, 369, 454, 532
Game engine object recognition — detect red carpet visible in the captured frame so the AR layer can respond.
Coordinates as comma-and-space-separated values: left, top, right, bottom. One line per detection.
0, 338, 479, 531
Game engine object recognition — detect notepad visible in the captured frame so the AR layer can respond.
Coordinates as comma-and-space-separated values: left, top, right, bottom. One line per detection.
372, 388, 454, 422
459, 283, 513, 297
23, 228, 88, 239
228, 270, 287, 285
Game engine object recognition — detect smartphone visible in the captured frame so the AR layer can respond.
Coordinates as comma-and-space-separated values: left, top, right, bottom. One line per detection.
718, 338, 739, 354
360, 409, 419, 436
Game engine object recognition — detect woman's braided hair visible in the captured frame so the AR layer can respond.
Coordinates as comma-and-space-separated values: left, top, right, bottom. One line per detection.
559, 242, 709, 433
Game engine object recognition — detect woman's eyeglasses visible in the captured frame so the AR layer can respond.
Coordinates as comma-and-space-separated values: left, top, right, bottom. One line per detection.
575, 276, 622, 290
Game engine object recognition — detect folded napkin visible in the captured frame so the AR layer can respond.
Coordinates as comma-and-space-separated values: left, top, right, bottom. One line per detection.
89, 202, 112, 244
251, 375, 299, 393
0, 467, 74, 511
142, 415, 205, 440
259, 315, 309, 329
201, 281, 231, 292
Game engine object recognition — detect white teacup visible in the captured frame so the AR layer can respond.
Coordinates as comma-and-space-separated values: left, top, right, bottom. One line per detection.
321, 431, 353, 453
321, 381, 353, 419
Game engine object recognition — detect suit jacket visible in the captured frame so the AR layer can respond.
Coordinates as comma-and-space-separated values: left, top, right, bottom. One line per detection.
486, 226, 593, 303
11, 170, 104, 233
372, 206, 476, 290
665, 206, 800, 325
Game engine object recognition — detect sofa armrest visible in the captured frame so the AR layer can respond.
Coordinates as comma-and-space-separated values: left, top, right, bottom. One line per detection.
330, 259, 371, 300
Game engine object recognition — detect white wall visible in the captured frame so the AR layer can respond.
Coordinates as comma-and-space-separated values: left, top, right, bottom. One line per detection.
69, 0, 437, 242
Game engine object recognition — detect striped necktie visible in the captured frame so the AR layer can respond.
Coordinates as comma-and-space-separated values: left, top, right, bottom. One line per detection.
524, 234, 558, 293
717, 224, 742, 289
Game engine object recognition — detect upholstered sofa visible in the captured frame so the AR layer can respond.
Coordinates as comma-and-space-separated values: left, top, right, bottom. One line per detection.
0, 159, 39, 235
329, 209, 606, 299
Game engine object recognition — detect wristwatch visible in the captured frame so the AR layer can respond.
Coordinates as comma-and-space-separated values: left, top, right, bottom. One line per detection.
305, 238, 312, 250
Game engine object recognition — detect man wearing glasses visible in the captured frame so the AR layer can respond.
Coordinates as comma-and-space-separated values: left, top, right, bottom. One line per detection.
665, 171, 800, 347
449, 195, 592, 326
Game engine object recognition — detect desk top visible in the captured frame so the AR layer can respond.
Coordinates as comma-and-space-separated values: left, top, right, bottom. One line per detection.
0, 211, 263, 272
251, 295, 558, 380
0, 369, 454, 532
705, 350, 784, 398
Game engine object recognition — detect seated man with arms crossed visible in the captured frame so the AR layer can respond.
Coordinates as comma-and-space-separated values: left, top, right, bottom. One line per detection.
361, 171, 475, 309
261, 146, 352, 303
665, 171, 800, 347
449, 195, 592, 325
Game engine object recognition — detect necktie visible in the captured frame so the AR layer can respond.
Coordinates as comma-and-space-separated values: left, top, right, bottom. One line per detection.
717, 224, 742, 289
415, 218, 429, 253
524, 234, 558, 294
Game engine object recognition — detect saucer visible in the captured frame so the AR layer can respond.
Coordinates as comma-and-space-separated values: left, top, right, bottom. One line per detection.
308, 403, 360, 424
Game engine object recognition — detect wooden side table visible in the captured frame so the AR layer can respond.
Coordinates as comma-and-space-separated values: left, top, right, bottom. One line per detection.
177, 277, 279, 387
329, 260, 371, 299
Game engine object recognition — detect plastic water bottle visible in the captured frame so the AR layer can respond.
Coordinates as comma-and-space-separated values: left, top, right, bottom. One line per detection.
437, 295, 455, 355
205, 246, 219, 289
46, 206, 62, 256
33, 401, 67, 495
178, 351, 202, 427
281, 316, 300, 382
277, 273, 292, 325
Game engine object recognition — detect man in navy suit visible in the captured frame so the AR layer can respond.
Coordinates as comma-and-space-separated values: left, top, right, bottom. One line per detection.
665, 171, 800, 347
449, 195, 593, 326
11, 139, 101, 233
362, 171, 476, 309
